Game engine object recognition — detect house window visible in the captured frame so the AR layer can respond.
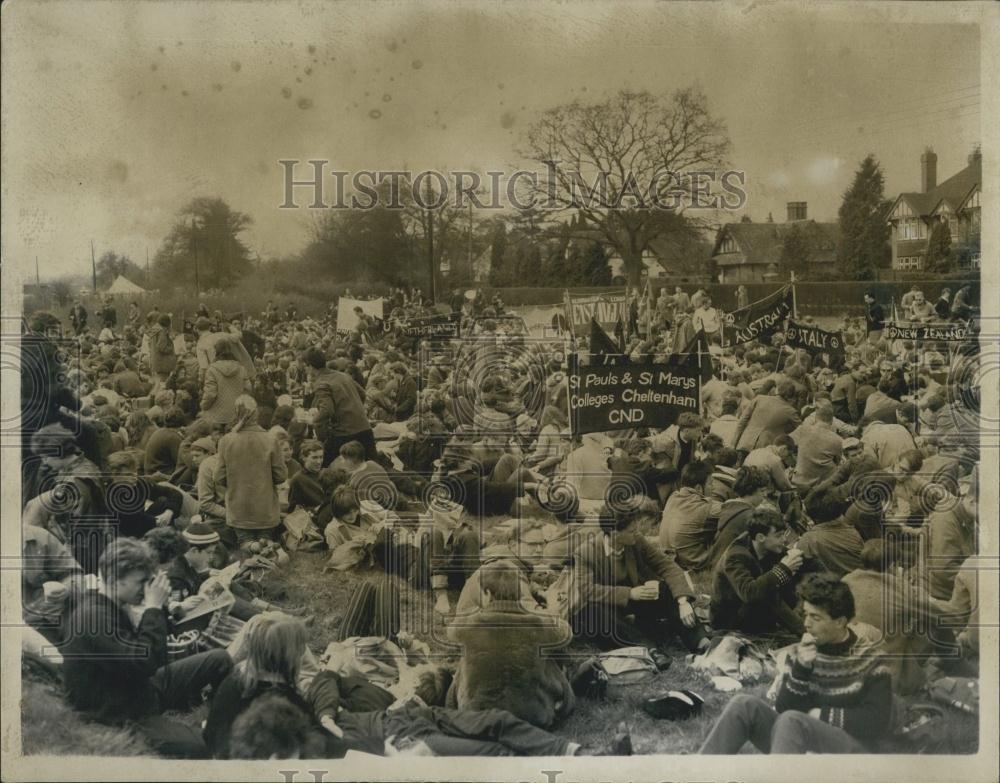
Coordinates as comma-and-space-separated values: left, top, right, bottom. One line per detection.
896, 256, 924, 271
899, 217, 920, 240
948, 216, 958, 240
721, 236, 737, 253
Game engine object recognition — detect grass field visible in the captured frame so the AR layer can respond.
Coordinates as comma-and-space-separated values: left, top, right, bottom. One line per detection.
20, 523, 979, 758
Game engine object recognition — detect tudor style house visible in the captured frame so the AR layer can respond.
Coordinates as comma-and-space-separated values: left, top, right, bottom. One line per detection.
886, 147, 982, 271
710, 203, 840, 283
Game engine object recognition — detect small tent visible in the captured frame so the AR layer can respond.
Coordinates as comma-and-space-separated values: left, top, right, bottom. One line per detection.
106, 276, 148, 296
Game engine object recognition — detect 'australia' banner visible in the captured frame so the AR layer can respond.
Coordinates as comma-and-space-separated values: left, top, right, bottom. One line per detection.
723, 286, 793, 345
568, 359, 701, 434
400, 313, 460, 339
784, 320, 845, 356
885, 321, 972, 342
568, 293, 628, 336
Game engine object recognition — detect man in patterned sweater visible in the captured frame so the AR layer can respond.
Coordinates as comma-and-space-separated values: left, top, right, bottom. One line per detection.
699, 573, 893, 754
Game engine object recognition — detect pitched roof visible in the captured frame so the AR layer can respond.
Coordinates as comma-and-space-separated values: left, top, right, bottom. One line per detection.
892, 155, 981, 218
106, 275, 147, 295
712, 220, 840, 266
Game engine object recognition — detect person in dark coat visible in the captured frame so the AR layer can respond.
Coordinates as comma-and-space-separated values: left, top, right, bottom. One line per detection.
62, 539, 232, 757
69, 300, 88, 335
302, 348, 375, 465
863, 291, 885, 336
567, 504, 709, 653
390, 362, 418, 422
711, 507, 805, 636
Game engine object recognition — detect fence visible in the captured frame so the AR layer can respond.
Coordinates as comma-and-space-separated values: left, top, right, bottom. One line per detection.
483, 280, 980, 316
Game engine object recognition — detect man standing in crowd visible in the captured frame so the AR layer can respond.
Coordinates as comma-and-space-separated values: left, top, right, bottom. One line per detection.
302, 347, 376, 464
863, 291, 885, 336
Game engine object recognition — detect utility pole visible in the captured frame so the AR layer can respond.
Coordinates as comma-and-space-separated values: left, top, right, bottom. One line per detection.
467, 200, 473, 283
145, 247, 150, 280
35, 256, 40, 286
192, 217, 201, 297
425, 178, 435, 305
91, 240, 97, 292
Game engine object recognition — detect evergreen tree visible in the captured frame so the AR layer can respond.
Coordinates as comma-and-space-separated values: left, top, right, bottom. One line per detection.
779, 224, 812, 280
152, 198, 254, 291
583, 243, 612, 285
488, 219, 508, 284
837, 155, 890, 280
926, 220, 953, 272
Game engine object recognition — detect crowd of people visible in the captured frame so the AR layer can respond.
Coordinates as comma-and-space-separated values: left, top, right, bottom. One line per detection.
19, 279, 981, 759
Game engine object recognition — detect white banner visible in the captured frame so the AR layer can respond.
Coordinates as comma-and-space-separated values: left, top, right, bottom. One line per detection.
336, 297, 385, 332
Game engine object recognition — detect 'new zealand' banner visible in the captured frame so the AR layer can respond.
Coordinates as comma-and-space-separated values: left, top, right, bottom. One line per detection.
723, 286, 793, 345
569, 360, 701, 434
885, 321, 972, 342
400, 313, 460, 339
784, 320, 845, 356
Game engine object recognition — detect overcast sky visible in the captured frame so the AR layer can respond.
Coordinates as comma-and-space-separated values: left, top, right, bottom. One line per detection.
1, 1, 983, 282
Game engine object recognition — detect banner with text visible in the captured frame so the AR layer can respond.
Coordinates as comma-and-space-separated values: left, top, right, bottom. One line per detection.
723, 286, 793, 345
568, 293, 628, 337
885, 321, 973, 342
400, 313, 460, 339
569, 359, 701, 434
784, 320, 845, 356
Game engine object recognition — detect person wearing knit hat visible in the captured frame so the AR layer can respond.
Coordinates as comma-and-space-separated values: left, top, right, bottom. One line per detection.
181, 518, 221, 548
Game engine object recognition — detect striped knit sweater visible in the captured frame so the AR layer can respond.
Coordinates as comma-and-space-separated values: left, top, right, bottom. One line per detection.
774, 628, 893, 744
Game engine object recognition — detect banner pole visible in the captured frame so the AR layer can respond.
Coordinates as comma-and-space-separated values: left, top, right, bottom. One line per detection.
790, 271, 798, 320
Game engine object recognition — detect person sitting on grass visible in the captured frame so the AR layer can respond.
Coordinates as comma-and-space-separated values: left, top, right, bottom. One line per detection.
567, 501, 709, 654
338, 439, 390, 501
796, 487, 864, 578
699, 573, 893, 754
62, 538, 233, 758
287, 439, 325, 513
710, 507, 805, 636
445, 561, 574, 729
657, 459, 719, 571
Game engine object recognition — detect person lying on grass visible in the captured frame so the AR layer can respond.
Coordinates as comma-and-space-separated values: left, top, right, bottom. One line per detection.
206, 612, 620, 758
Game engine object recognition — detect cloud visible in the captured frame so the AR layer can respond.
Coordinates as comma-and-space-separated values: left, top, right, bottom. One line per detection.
805, 155, 843, 185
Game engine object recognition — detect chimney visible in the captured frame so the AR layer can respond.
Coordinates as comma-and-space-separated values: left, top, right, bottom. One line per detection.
921, 147, 937, 192
786, 202, 807, 222
968, 144, 981, 166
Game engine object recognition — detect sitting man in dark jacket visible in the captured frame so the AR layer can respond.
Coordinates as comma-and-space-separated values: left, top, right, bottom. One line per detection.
445, 561, 574, 729
62, 538, 232, 757
567, 503, 709, 653
711, 507, 805, 636
796, 487, 864, 578
700, 574, 893, 754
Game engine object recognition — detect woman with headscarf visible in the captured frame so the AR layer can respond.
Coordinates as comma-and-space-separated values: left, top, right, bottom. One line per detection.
148, 313, 177, 393
215, 395, 287, 546
200, 338, 251, 427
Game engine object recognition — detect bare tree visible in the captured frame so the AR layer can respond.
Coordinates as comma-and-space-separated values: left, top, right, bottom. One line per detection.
520, 88, 731, 286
